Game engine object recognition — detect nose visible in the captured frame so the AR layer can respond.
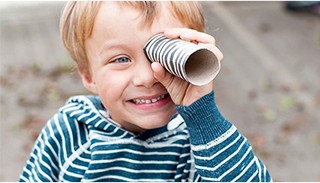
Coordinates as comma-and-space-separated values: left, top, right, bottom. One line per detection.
132, 57, 158, 88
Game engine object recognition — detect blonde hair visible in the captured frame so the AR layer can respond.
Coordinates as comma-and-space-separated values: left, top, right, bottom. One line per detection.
60, 1, 205, 75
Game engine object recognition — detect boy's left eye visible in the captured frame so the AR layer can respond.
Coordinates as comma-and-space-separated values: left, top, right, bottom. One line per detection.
113, 57, 131, 63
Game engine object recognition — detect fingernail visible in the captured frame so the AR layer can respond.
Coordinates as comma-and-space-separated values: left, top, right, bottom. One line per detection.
164, 28, 171, 34
181, 32, 192, 37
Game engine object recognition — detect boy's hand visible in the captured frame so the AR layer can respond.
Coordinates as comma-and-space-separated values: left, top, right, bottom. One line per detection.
151, 28, 223, 106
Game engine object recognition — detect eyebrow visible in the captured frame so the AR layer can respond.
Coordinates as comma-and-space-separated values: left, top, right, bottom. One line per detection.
99, 40, 120, 55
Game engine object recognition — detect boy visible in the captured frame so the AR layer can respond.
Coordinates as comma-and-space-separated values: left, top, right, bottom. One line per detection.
19, 1, 272, 182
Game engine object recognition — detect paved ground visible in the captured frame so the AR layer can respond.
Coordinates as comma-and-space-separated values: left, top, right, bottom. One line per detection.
1, 1, 319, 181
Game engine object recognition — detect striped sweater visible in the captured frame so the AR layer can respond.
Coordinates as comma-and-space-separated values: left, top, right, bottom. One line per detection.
19, 91, 271, 182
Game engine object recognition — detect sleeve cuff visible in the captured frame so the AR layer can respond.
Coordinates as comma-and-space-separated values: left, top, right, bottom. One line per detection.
176, 91, 232, 146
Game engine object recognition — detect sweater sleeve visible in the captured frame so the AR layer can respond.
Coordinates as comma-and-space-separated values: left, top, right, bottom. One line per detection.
176, 91, 272, 182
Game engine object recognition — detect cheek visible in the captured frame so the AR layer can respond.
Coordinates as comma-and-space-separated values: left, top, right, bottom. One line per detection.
96, 71, 131, 102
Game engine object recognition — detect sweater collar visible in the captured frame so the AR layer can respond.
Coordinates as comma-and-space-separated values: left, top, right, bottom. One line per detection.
63, 95, 186, 140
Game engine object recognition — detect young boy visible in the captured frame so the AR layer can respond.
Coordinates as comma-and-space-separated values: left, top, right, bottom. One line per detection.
19, 1, 272, 182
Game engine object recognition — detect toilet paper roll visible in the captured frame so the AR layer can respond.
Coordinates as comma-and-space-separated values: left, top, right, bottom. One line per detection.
144, 33, 220, 86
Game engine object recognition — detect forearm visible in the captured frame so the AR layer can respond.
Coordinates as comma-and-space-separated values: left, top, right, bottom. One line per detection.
176, 91, 272, 182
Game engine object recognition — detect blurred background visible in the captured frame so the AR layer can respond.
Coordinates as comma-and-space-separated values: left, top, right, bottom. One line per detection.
1, 1, 319, 181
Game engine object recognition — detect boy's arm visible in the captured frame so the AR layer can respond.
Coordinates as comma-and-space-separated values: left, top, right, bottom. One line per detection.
176, 91, 272, 182
152, 28, 271, 181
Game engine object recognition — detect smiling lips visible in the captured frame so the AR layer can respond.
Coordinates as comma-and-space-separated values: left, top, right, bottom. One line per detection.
131, 94, 169, 105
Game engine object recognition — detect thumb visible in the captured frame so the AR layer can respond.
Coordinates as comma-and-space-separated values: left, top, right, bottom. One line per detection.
151, 62, 174, 88
151, 62, 190, 106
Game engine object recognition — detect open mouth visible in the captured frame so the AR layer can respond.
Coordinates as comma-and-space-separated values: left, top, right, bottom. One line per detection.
129, 93, 170, 105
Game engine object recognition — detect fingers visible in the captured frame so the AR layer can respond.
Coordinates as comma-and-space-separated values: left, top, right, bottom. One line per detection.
164, 28, 224, 62
164, 28, 216, 45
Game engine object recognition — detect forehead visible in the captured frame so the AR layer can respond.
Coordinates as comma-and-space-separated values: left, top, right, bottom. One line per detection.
96, 1, 185, 32
85, 1, 186, 63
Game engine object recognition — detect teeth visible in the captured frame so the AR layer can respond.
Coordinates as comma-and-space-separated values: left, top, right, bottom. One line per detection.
132, 94, 166, 104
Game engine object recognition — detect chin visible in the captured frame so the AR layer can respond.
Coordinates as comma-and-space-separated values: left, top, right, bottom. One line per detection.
138, 114, 174, 130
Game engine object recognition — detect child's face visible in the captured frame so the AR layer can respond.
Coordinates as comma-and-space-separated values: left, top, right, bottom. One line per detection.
82, 2, 185, 134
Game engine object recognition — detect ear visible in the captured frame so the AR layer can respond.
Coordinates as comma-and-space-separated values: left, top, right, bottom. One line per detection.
78, 68, 98, 94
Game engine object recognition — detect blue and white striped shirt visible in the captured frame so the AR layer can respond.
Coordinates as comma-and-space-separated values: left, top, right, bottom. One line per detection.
19, 91, 271, 182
